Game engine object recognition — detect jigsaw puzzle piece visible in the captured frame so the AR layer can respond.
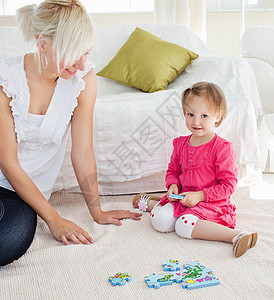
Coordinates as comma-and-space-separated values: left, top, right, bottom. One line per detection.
162, 259, 180, 271
108, 272, 132, 286
168, 271, 183, 283
169, 194, 185, 200
144, 273, 174, 289
181, 261, 220, 290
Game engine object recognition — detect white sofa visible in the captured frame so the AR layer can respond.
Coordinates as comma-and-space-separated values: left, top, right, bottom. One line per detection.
241, 26, 274, 172
0, 24, 263, 194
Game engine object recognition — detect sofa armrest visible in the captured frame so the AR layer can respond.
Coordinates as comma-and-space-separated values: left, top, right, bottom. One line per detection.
241, 26, 274, 68
245, 57, 274, 114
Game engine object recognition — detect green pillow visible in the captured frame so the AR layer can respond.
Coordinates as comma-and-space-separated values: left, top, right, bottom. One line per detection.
97, 27, 199, 93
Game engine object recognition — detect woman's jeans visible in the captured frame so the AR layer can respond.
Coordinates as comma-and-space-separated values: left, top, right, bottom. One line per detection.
0, 186, 37, 266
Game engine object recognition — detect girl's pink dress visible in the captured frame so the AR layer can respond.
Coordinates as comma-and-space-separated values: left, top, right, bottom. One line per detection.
160, 134, 238, 228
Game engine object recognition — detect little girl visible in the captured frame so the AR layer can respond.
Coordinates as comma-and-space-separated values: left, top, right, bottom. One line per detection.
133, 82, 258, 258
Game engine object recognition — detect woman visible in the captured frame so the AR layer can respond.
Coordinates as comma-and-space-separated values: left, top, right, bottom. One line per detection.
0, 0, 141, 266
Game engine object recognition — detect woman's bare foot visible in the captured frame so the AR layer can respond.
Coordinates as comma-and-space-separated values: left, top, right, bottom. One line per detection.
132, 193, 161, 212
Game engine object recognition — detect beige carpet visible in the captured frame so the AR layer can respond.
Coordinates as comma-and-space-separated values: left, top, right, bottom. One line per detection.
1, 184, 274, 300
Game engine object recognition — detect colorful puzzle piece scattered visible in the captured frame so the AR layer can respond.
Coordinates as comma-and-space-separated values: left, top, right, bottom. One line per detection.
168, 271, 184, 283
144, 273, 174, 289
108, 272, 132, 286
162, 259, 180, 271
181, 261, 220, 290
144, 260, 220, 290
169, 194, 185, 200
108, 261, 220, 290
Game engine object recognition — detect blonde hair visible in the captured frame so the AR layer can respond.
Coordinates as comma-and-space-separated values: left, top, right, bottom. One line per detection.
182, 82, 227, 127
16, 0, 94, 70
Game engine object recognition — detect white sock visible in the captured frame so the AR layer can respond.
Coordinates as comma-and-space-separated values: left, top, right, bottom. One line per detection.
232, 231, 248, 246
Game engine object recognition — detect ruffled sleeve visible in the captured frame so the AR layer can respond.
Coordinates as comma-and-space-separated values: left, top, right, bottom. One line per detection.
74, 60, 95, 101
0, 57, 27, 142
0, 59, 17, 99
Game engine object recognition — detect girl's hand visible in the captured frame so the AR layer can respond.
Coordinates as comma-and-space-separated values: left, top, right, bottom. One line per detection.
167, 184, 179, 201
93, 210, 142, 226
180, 191, 205, 208
47, 216, 94, 246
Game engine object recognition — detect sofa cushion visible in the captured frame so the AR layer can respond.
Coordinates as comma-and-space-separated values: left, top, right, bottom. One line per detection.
97, 27, 198, 93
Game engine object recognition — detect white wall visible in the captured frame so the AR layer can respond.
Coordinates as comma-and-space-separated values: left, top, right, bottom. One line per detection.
0, 12, 154, 27
1, 10, 274, 56
91, 12, 153, 26
207, 10, 274, 55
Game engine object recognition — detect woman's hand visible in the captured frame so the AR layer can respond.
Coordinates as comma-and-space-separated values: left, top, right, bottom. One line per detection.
47, 216, 94, 246
180, 190, 205, 207
167, 184, 179, 201
93, 210, 142, 226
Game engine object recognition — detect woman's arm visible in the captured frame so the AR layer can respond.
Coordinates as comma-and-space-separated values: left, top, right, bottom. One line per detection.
0, 87, 92, 245
71, 69, 141, 225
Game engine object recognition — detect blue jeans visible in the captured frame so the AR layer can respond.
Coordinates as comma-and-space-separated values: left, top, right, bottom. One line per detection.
0, 187, 37, 266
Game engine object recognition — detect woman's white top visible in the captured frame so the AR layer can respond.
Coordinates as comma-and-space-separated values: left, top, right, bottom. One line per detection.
0, 55, 94, 200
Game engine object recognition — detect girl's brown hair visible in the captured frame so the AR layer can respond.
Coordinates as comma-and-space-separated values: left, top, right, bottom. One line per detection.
182, 82, 227, 127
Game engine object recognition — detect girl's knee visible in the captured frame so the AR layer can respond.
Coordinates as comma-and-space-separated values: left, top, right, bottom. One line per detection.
175, 214, 200, 239
150, 202, 177, 232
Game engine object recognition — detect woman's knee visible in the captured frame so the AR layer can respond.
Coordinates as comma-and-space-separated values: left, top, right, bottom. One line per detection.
0, 200, 37, 266
150, 202, 177, 232
175, 214, 200, 239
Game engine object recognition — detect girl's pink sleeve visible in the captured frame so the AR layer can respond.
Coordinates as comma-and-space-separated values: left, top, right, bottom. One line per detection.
165, 138, 182, 190
203, 141, 238, 202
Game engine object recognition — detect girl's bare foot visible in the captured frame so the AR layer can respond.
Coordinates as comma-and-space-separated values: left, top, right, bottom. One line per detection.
132, 193, 161, 212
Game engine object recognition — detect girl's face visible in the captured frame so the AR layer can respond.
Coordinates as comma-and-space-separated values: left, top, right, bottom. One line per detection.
184, 95, 222, 145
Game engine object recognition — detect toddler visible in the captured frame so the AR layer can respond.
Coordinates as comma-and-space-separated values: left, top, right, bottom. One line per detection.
133, 82, 257, 258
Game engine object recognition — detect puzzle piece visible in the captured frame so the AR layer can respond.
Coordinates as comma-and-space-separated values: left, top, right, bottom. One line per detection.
183, 261, 206, 273
162, 259, 180, 271
181, 261, 220, 290
108, 272, 132, 286
144, 273, 174, 289
169, 194, 185, 200
144, 260, 220, 290
168, 271, 183, 283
